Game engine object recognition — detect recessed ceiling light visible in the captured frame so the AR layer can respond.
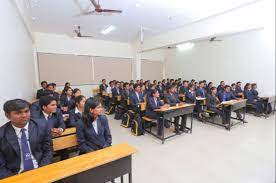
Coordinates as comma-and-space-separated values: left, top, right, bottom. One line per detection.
135, 3, 141, 7
101, 25, 116, 35
176, 42, 195, 51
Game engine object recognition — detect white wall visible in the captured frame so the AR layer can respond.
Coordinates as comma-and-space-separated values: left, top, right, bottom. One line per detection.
165, 29, 275, 95
0, 0, 36, 125
142, 0, 270, 51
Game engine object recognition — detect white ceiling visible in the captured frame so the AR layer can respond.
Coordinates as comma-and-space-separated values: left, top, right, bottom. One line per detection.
27, 0, 258, 42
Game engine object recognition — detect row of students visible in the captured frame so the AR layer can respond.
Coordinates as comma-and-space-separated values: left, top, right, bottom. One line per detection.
0, 97, 112, 179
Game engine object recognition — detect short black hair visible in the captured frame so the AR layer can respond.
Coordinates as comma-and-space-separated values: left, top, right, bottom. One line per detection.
102, 79, 106, 82
220, 81, 225, 84
236, 81, 241, 84
123, 82, 129, 88
211, 87, 217, 91
224, 85, 230, 89
134, 84, 140, 89
231, 83, 236, 87
3, 99, 30, 114
41, 81, 47, 85
41, 90, 54, 97
39, 96, 57, 108
73, 88, 81, 94
74, 95, 85, 105
199, 81, 204, 85
47, 83, 55, 88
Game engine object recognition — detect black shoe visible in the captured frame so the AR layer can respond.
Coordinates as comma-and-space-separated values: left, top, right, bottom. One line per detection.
164, 122, 170, 128
174, 130, 181, 135
180, 128, 189, 133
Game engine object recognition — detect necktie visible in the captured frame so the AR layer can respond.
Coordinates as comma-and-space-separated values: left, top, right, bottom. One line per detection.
223, 93, 227, 101
154, 99, 157, 106
137, 93, 140, 102
21, 129, 34, 172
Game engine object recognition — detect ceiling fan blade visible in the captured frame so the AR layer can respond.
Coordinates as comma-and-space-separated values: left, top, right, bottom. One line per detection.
89, 0, 99, 8
80, 35, 94, 38
100, 9, 122, 13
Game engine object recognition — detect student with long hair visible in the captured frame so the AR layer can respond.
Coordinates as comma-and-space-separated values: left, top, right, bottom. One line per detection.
68, 95, 86, 127
76, 98, 112, 154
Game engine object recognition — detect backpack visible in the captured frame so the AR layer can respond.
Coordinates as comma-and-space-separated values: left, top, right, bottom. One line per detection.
105, 105, 115, 115
121, 111, 134, 128
114, 106, 125, 120
131, 115, 145, 136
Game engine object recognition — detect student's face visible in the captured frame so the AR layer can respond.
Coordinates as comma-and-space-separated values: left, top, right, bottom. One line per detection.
125, 85, 130, 90
248, 85, 252, 90
74, 90, 81, 97
42, 83, 47, 89
232, 85, 236, 89
252, 85, 257, 89
67, 89, 73, 96
90, 104, 103, 116
212, 89, 217, 95
184, 82, 188, 87
66, 83, 70, 87
135, 86, 141, 92
209, 83, 213, 87
130, 85, 134, 89
43, 100, 57, 113
103, 80, 106, 84
47, 86, 54, 91
6, 108, 30, 127
153, 91, 160, 98
77, 98, 86, 109
199, 83, 204, 88
225, 87, 230, 92
221, 82, 225, 86
237, 83, 241, 87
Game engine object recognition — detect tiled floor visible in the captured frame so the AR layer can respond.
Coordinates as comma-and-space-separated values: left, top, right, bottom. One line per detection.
108, 113, 275, 183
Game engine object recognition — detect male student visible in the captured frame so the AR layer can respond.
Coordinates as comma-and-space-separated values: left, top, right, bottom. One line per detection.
36, 81, 47, 99
206, 87, 229, 124
121, 82, 131, 108
0, 99, 52, 179
99, 79, 108, 94
30, 90, 54, 119
130, 84, 144, 112
112, 81, 121, 104
179, 80, 189, 95
196, 81, 207, 98
243, 83, 264, 116
165, 85, 188, 133
217, 81, 226, 94
34, 96, 66, 137
218, 85, 242, 119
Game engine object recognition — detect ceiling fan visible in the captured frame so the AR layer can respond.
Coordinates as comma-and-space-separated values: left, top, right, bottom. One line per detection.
74, 26, 94, 38
78, 0, 122, 16
209, 37, 222, 42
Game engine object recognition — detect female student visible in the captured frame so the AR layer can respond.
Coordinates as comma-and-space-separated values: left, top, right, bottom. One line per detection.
60, 87, 74, 113
73, 88, 81, 98
76, 98, 112, 154
206, 82, 213, 94
68, 95, 86, 127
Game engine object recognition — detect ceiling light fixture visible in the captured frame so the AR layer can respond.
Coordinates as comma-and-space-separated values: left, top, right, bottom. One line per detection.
176, 42, 195, 51
101, 25, 116, 35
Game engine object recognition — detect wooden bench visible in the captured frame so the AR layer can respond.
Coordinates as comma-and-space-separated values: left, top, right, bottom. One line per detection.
53, 134, 78, 152
1, 143, 137, 183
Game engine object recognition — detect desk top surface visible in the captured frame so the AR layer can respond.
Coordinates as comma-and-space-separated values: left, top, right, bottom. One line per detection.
154, 103, 195, 112
221, 99, 247, 105
0, 143, 137, 183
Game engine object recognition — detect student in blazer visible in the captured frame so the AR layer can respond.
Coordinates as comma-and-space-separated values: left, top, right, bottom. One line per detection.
68, 95, 86, 128
99, 79, 108, 94
36, 81, 48, 99
0, 99, 52, 179
130, 84, 144, 110
243, 83, 264, 115
206, 87, 229, 124
165, 85, 188, 133
35, 96, 66, 136
60, 87, 74, 113
76, 98, 112, 154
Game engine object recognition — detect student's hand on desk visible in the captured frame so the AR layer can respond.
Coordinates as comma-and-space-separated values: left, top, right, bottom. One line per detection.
179, 102, 184, 106
162, 104, 170, 109
51, 128, 63, 136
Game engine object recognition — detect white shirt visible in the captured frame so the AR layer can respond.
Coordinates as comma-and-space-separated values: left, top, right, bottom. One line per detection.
42, 111, 64, 132
12, 123, 38, 173
75, 107, 81, 114
106, 86, 112, 94
92, 118, 98, 134
135, 92, 140, 101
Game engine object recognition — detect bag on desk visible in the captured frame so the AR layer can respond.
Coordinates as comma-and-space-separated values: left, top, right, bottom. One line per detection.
131, 116, 144, 136
121, 111, 134, 128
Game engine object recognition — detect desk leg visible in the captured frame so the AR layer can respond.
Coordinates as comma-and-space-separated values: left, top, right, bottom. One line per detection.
162, 117, 165, 144
190, 112, 193, 134
121, 175, 124, 183
129, 173, 132, 183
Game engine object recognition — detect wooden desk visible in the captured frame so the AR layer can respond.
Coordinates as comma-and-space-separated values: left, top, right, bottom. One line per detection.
152, 104, 195, 144
1, 143, 137, 183
53, 127, 76, 138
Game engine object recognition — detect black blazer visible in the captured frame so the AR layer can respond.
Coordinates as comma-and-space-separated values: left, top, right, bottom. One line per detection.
68, 108, 82, 127
145, 97, 164, 117
99, 84, 108, 93
165, 93, 180, 106
60, 95, 74, 109
206, 94, 220, 109
36, 88, 45, 99
76, 115, 112, 154
34, 109, 66, 131
30, 101, 41, 119
0, 119, 53, 179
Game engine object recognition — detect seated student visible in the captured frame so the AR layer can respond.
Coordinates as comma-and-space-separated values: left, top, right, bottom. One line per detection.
52, 83, 60, 102
111, 81, 121, 103
36, 81, 47, 99
99, 79, 108, 95
146, 84, 156, 100
165, 85, 188, 133
120, 82, 130, 108
129, 83, 134, 93
196, 81, 207, 98
146, 90, 167, 136
30, 90, 54, 119
60, 87, 74, 114
61, 82, 71, 96
36, 96, 66, 137
194, 82, 199, 89
156, 81, 164, 99
130, 84, 144, 112
236, 81, 243, 95
251, 83, 272, 114
243, 83, 264, 116
202, 80, 207, 89
153, 80, 158, 86
231, 83, 238, 97
232, 82, 243, 98
119, 81, 124, 91
206, 87, 229, 124
218, 85, 242, 119
179, 80, 189, 95
206, 82, 214, 94
185, 84, 196, 104
217, 81, 226, 94
76, 98, 112, 154
68, 95, 86, 128
73, 88, 81, 98
0, 99, 52, 179
190, 79, 195, 85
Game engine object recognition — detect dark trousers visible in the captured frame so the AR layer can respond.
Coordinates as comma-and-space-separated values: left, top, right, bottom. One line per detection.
174, 115, 187, 131
146, 112, 164, 136
208, 107, 227, 123
248, 100, 263, 113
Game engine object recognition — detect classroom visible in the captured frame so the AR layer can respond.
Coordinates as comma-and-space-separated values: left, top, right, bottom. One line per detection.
0, 0, 275, 183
